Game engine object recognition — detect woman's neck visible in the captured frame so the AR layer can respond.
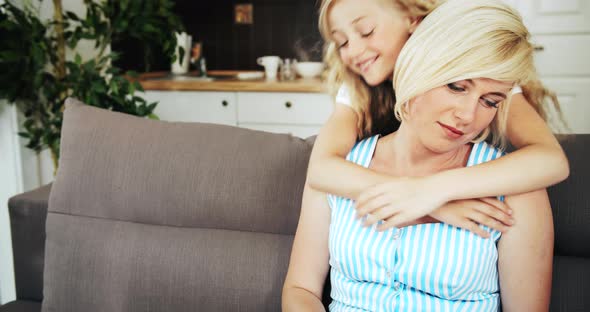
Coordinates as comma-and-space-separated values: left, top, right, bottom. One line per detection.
373, 126, 471, 177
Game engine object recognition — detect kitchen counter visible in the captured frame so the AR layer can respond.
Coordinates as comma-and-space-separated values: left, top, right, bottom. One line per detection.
139, 70, 327, 93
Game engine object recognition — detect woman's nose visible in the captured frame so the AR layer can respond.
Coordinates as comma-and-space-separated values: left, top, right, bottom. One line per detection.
454, 99, 478, 123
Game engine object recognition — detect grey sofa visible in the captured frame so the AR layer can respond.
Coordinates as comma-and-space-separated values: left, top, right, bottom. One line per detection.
1, 99, 589, 311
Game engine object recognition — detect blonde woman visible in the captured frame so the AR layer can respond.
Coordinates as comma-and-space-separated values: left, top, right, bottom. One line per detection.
306, 0, 567, 236
283, 0, 553, 310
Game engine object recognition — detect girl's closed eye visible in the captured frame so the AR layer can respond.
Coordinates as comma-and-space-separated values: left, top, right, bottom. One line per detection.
361, 28, 375, 37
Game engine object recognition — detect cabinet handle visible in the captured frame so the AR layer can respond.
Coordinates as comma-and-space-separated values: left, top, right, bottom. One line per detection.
533, 45, 544, 52
222, 100, 228, 107
285, 101, 292, 108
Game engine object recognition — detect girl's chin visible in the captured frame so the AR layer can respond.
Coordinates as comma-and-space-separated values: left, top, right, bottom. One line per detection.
362, 72, 391, 86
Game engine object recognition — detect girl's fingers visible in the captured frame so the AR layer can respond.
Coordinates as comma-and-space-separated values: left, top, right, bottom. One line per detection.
475, 199, 515, 226
357, 183, 390, 207
356, 194, 391, 217
464, 220, 491, 238
469, 210, 510, 233
480, 197, 513, 215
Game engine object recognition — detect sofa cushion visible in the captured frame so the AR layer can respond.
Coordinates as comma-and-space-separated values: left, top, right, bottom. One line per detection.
42, 98, 314, 311
50, 98, 313, 235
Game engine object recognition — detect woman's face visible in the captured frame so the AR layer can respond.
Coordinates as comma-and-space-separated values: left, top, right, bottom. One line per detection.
406, 78, 514, 153
328, 0, 415, 86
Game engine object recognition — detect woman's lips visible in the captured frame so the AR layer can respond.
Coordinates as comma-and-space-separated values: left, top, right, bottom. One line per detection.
438, 122, 464, 139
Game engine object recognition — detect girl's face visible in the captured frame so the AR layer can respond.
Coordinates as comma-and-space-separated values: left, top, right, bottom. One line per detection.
328, 0, 416, 86
406, 78, 513, 153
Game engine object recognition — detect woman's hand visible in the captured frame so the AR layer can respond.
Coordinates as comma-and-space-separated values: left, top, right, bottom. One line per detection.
429, 198, 515, 238
356, 176, 449, 230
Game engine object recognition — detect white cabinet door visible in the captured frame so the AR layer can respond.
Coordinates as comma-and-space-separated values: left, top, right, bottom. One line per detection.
514, 0, 590, 34
532, 35, 590, 77
144, 91, 237, 125
542, 78, 590, 134
236, 92, 332, 125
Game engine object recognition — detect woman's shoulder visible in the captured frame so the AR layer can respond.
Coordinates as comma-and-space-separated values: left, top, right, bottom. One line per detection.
467, 141, 506, 167
347, 135, 380, 166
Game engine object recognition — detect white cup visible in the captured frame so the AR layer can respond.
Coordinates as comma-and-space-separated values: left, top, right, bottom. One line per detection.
171, 32, 192, 74
257, 56, 282, 80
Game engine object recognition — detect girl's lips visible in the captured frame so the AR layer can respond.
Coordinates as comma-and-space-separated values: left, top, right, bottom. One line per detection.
358, 56, 378, 73
438, 122, 464, 138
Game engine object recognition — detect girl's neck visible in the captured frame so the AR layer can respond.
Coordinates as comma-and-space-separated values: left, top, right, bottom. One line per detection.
373, 126, 471, 177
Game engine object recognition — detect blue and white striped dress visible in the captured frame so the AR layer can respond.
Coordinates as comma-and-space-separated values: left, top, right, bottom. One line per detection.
328, 135, 505, 311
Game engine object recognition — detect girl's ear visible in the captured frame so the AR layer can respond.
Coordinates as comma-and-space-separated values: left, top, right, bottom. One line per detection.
408, 17, 422, 34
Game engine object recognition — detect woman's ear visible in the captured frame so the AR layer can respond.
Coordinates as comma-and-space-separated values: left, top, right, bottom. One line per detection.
408, 17, 422, 34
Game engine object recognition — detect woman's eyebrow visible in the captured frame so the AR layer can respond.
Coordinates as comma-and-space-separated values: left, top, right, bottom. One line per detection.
489, 92, 507, 99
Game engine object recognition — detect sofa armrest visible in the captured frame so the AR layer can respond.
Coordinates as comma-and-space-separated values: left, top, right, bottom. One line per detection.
8, 184, 50, 302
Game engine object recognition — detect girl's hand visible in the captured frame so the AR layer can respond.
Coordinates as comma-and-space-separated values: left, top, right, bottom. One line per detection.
356, 177, 449, 230
429, 198, 515, 238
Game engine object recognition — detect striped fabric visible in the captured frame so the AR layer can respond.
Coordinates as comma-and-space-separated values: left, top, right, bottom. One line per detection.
327, 135, 505, 311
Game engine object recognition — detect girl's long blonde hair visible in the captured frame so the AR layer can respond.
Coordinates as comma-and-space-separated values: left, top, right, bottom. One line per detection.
392, 0, 561, 148
319, 0, 438, 139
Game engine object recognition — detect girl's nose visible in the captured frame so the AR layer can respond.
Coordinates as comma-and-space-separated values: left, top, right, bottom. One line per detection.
347, 37, 366, 59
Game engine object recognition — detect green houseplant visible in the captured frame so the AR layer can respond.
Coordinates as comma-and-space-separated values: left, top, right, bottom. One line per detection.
0, 0, 184, 171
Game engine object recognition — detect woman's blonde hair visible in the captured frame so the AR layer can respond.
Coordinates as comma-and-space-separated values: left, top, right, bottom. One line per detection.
319, 0, 438, 138
393, 0, 561, 148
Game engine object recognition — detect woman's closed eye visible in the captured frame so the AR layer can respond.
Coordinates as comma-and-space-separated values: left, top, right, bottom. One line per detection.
480, 97, 501, 108
447, 82, 466, 92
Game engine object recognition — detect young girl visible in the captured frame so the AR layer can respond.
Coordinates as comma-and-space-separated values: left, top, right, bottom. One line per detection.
283, 1, 553, 310
307, 0, 568, 235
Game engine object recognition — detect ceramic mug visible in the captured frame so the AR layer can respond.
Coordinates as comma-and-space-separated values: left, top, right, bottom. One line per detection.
257, 56, 282, 80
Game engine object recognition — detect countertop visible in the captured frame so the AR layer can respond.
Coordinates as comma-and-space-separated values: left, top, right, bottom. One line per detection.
138, 70, 327, 93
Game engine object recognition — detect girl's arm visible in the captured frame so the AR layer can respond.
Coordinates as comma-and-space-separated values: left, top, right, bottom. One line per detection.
307, 104, 392, 198
498, 188, 553, 311
427, 93, 569, 201
282, 185, 331, 311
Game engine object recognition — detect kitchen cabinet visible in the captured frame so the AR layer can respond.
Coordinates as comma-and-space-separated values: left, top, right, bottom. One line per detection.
142, 90, 333, 138
236, 92, 332, 137
144, 91, 237, 126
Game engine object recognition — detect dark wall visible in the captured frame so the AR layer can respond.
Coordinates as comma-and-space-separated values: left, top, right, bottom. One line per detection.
115, 0, 323, 72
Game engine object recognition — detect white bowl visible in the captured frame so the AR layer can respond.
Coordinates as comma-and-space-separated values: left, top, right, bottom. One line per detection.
294, 62, 325, 78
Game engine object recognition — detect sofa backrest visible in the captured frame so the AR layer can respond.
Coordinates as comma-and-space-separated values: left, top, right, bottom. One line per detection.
547, 134, 590, 311
42, 98, 314, 311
